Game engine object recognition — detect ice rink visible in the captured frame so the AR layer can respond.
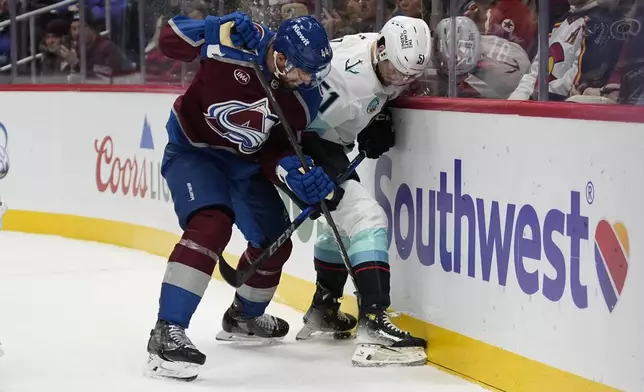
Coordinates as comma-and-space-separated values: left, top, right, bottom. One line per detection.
0, 231, 486, 392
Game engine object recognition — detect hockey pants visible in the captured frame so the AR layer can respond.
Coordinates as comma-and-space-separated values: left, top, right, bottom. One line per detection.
279, 133, 391, 310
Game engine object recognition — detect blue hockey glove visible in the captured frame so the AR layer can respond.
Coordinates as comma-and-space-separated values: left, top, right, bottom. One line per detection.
230, 13, 261, 49
204, 12, 260, 49
277, 156, 335, 205
203, 15, 220, 45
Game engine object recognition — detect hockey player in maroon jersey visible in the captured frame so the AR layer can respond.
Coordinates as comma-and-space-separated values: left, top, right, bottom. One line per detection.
145, 12, 336, 381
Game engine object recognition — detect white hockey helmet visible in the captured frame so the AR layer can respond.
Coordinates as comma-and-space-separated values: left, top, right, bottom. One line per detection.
434, 16, 481, 75
376, 16, 432, 84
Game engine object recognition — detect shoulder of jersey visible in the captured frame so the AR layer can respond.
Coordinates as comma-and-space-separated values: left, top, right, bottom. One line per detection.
329, 33, 380, 97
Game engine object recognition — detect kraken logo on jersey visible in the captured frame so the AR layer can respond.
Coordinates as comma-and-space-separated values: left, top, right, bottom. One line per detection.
204, 98, 279, 154
366, 97, 380, 114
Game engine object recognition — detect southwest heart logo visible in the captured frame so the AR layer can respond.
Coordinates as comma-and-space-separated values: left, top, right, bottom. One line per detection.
594, 220, 629, 312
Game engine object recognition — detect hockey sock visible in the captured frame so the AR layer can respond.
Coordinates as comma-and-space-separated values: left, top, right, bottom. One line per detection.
234, 240, 292, 318
314, 258, 349, 299
158, 208, 233, 327
352, 261, 391, 310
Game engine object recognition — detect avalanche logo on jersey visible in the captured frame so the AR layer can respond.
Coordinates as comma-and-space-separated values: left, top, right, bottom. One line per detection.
204, 98, 279, 154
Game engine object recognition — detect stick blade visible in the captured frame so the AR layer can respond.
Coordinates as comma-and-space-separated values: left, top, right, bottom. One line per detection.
217, 252, 243, 288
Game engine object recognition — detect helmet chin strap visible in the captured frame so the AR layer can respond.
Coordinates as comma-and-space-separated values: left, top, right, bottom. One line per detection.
272, 51, 288, 79
372, 43, 388, 67
371, 43, 386, 85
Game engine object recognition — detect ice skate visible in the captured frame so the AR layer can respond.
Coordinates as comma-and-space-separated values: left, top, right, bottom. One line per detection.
215, 295, 289, 344
145, 320, 206, 382
352, 306, 427, 367
296, 283, 357, 341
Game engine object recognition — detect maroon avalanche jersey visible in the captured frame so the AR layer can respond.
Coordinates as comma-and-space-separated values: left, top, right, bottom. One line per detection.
159, 20, 320, 181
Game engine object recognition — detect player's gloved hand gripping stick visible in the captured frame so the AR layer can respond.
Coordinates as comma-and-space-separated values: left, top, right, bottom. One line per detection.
218, 151, 365, 288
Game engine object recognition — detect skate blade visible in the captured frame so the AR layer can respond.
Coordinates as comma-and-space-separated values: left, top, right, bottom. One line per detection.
215, 330, 285, 345
145, 354, 199, 382
351, 344, 427, 367
296, 324, 355, 341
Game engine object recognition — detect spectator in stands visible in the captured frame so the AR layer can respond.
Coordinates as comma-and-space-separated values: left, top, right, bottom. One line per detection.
344, 0, 381, 32
54, 0, 127, 48
508, 0, 625, 101
459, 0, 536, 98
69, 10, 135, 80
391, 0, 422, 18
184, 0, 209, 19
281, 2, 309, 20
463, 0, 536, 54
582, 0, 644, 104
321, 7, 345, 38
38, 18, 76, 77
56, 0, 127, 32
615, 3, 644, 104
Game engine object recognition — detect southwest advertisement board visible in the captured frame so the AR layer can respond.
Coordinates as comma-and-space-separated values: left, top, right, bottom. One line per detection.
0, 89, 640, 391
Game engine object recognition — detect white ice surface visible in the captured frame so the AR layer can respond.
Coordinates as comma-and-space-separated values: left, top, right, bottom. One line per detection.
0, 232, 486, 392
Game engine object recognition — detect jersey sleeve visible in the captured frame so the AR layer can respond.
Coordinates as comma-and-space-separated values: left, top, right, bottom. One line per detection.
159, 14, 273, 63
159, 15, 206, 62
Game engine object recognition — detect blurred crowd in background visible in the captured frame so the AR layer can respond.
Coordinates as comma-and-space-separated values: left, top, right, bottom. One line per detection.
1, 0, 643, 104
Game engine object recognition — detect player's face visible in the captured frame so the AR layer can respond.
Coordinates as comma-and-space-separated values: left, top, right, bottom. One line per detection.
273, 52, 308, 88
376, 59, 415, 86
281, 68, 313, 88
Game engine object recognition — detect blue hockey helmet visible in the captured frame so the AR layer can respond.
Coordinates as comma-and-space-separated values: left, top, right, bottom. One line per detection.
273, 15, 332, 88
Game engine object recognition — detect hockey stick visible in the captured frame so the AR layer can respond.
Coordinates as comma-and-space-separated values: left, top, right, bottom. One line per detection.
217, 151, 365, 288
244, 62, 358, 292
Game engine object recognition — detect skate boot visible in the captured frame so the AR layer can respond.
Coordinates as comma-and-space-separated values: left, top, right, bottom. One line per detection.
296, 283, 357, 341
352, 306, 427, 367
145, 320, 206, 381
215, 295, 289, 343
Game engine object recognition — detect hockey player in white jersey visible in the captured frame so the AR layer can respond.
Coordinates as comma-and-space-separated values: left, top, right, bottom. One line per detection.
278, 16, 433, 367
424, 16, 523, 99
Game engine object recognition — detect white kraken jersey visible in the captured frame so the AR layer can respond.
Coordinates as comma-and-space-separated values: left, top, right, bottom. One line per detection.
464, 35, 530, 99
308, 33, 405, 146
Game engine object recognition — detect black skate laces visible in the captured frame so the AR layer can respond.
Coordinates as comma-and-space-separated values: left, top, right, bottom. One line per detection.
168, 324, 196, 349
